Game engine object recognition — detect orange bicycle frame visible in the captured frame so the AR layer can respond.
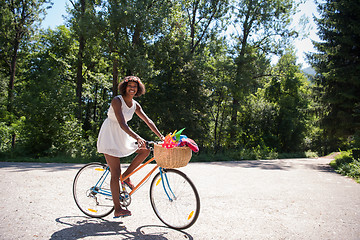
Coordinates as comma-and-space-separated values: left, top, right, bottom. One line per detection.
120, 157, 158, 195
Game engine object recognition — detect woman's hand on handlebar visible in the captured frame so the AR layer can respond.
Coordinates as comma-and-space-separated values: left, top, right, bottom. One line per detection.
136, 137, 147, 149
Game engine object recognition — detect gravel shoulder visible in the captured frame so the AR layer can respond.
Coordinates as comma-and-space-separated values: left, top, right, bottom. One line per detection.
0, 157, 359, 240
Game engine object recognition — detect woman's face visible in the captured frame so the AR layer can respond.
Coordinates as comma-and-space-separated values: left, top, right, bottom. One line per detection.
126, 81, 138, 96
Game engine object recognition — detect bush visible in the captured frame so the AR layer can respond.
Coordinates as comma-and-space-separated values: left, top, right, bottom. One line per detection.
0, 122, 11, 152
330, 150, 360, 183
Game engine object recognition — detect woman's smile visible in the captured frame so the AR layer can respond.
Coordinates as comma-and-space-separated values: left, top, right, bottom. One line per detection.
127, 82, 138, 95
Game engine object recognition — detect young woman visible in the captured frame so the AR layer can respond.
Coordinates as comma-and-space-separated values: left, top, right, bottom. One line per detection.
97, 76, 164, 218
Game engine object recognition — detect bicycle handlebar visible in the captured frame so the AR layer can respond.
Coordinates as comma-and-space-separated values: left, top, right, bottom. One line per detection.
135, 141, 163, 150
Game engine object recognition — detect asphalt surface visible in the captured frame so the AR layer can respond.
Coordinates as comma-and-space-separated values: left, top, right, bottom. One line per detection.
0, 157, 359, 240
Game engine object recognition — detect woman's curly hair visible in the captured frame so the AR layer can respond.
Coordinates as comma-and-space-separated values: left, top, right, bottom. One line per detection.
118, 76, 146, 97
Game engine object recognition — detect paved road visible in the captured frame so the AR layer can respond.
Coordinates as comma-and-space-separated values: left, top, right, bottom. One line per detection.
0, 157, 359, 240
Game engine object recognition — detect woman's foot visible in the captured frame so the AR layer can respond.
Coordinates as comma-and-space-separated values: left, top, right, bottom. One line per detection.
123, 178, 135, 190
114, 208, 132, 218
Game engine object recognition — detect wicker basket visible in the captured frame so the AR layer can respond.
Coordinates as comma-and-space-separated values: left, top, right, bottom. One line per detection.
154, 144, 192, 168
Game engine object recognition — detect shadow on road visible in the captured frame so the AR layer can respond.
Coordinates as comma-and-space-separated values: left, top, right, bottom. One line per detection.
0, 162, 82, 172
0, 158, 338, 177
51, 216, 193, 240
207, 160, 293, 170
205, 158, 337, 173
308, 162, 336, 173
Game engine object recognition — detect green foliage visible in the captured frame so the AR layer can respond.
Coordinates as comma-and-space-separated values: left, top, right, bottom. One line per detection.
330, 150, 360, 183
202, 39, 234, 152
0, 122, 10, 152
0, 0, 52, 110
267, 49, 311, 152
14, 27, 75, 156
0, 115, 26, 153
0, 0, 336, 162
309, 0, 360, 152
239, 92, 278, 150
229, 0, 300, 146
231, 49, 312, 154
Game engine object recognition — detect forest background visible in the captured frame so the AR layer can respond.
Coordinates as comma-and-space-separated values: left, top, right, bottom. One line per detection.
1, 0, 359, 163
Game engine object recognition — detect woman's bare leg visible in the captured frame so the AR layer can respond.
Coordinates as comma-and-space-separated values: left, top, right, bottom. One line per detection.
104, 154, 131, 217
122, 148, 150, 180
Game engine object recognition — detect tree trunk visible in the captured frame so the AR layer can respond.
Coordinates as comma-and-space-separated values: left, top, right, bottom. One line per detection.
132, 24, 141, 46
230, 98, 239, 140
8, 37, 21, 150
93, 84, 98, 122
75, 0, 86, 120
75, 35, 85, 120
11, 134, 16, 150
214, 92, 223, 153
7, 39, 20, 112
112, 56, 119, 97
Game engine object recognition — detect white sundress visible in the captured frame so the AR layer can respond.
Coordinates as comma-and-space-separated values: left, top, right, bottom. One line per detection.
97, 95, 139, 158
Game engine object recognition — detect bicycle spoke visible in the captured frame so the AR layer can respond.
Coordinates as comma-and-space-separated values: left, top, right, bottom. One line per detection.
73, 163, 114, 218
150, 169, 200, 229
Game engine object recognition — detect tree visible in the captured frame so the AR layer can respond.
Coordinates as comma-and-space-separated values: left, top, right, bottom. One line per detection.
18, 26, 76, 155
181, 0, 229, 54
197, 35, 236, 153
206, 49, 234, 153
267, 49, 310, 152
0, 0, 51, 150
133, 5, 204, 144
309, 0, 360, 151
100, 0, 171, 96
230, 0, 299, 140
0, 0, 51, 112
68, 0, 101, 120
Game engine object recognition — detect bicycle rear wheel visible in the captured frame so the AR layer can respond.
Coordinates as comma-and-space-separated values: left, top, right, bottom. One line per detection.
73, 162, 114, 218
150, 168, 200, 229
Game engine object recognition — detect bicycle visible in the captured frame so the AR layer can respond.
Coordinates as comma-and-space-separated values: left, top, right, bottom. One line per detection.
72, 141, 200, 230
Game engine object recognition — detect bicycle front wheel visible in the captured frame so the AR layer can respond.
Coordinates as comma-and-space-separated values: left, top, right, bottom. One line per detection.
73, 162, 114, 218
150, 169, 200, 229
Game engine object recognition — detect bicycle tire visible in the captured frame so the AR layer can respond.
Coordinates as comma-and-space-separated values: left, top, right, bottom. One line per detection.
149, 169, 200, 229
73, 162, 114, 218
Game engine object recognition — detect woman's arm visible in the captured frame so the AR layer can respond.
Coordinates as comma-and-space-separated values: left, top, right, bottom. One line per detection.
112, 97, 142, 142
135, 103, 164, 140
